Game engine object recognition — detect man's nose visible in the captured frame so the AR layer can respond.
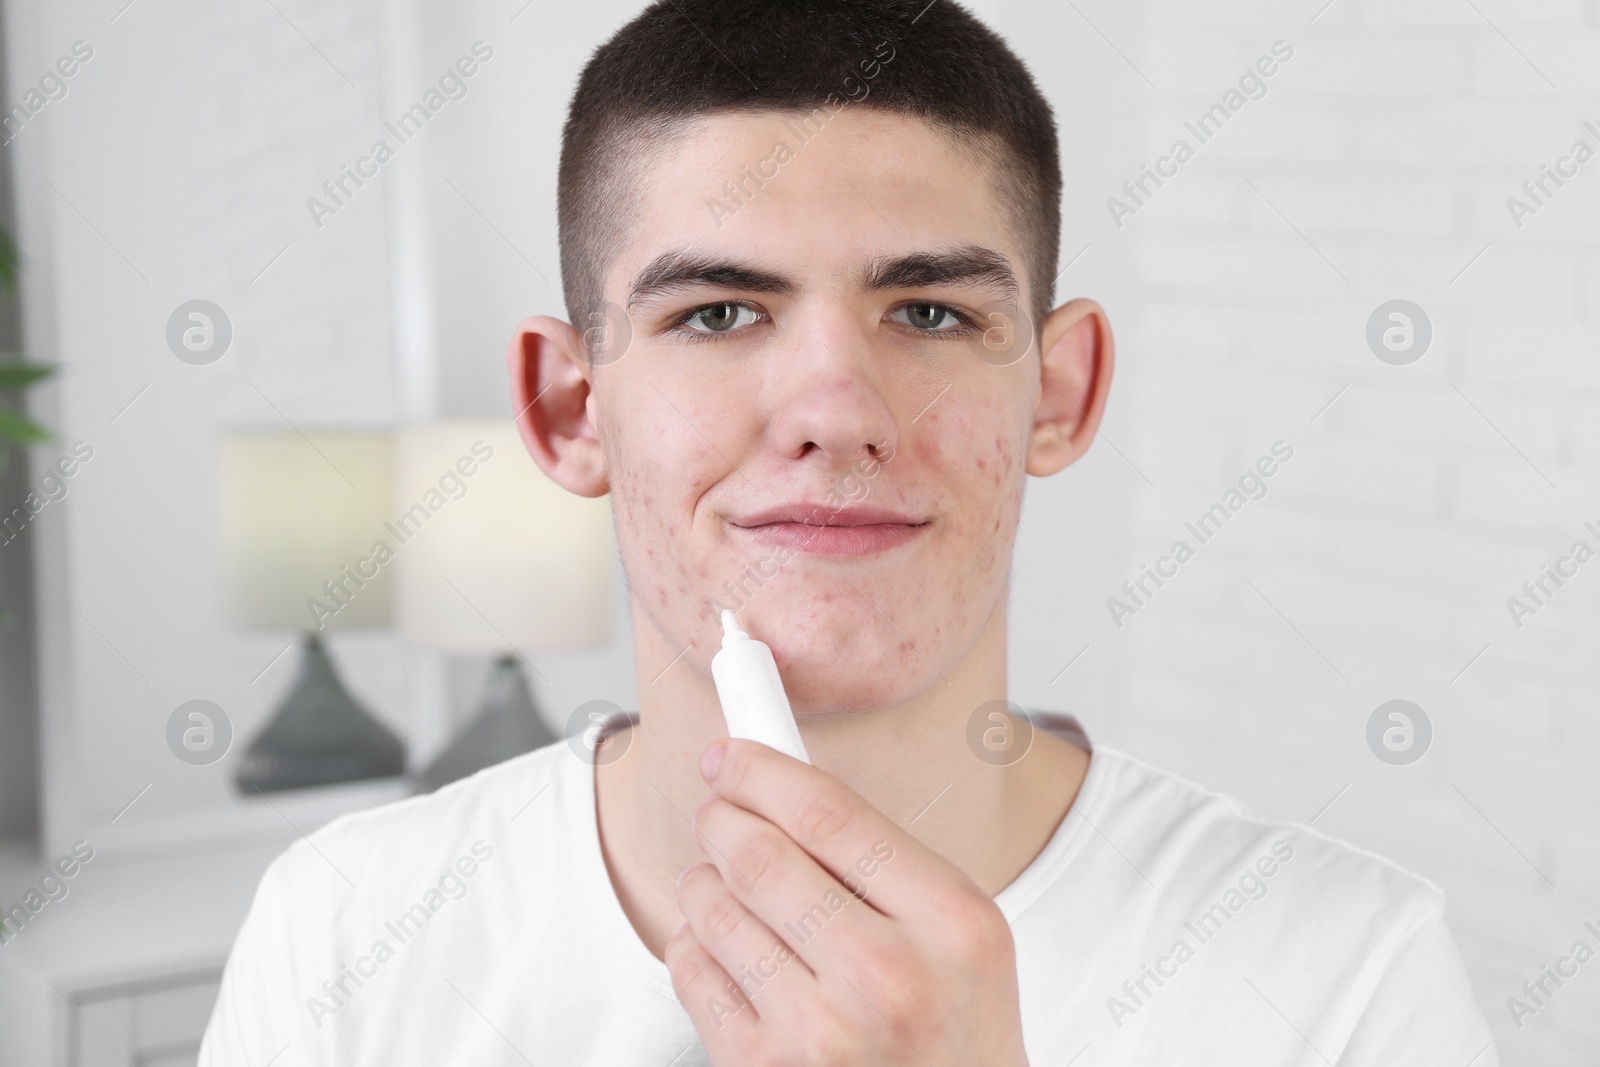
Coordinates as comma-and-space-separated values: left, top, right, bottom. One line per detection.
765, 313, 899, 467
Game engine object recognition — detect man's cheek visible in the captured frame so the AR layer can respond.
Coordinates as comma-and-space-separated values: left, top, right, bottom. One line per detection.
919, 402, 1018, 487
953, 418, 1026, 552
607, 476, 720, 619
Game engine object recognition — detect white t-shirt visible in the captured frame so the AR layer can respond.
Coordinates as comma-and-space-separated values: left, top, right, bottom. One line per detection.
199, 714, 1499, 1066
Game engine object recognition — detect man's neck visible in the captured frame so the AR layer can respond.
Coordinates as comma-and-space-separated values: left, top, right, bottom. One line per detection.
594, 599, 1091, 961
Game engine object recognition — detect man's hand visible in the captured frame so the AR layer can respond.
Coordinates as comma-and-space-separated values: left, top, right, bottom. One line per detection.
664, 738, 1031, 1067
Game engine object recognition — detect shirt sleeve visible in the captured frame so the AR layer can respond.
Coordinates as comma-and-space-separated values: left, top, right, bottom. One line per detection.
1335, 896, 1499, 1067
199, 846, 309, 1067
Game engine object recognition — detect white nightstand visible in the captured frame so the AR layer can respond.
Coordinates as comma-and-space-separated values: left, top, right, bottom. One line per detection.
0, 778, 411, 1066
0, 841, 281, 1066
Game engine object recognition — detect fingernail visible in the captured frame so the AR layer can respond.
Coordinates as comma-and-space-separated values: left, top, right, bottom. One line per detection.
677, 864, 700, 890
701, 741, 727, 780
694, 793, 716, 825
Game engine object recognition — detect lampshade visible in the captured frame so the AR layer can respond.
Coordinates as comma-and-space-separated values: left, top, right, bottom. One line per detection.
394, 420, 612, 652
219, 432, 395, 631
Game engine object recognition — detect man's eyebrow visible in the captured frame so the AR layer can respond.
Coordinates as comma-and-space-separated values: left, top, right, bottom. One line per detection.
864, 245, 1018, 304
624, 243, 1019, 312
627, 251, 798, 312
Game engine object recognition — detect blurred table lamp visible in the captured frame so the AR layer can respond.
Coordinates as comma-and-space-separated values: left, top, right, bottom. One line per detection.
220, 432, 406, 793
395, 421, 612, 792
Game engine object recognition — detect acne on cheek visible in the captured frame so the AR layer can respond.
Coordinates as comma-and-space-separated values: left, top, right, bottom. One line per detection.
639, 530, 711, 620
970, 434, 1025, 588
598, 440, 735, 668
610, 474, 697, 621
974, 431, 1011, 477
903, 405, 1023, 546
625, 540, 717, 651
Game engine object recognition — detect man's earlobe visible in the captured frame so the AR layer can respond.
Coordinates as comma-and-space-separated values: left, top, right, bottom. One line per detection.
506, 315, 610, 497
1026, 298, 1114, 477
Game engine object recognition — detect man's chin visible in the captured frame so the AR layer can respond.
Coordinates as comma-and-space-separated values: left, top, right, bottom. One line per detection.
777, 657, 936, 716
711, 596, 955, 712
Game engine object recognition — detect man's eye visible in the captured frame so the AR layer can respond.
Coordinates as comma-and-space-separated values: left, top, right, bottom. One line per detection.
682, 302, 759, 334
892, 303, 967, 332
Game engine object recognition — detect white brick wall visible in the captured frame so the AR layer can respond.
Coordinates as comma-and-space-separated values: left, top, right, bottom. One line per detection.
1089, 0, 1600, 1061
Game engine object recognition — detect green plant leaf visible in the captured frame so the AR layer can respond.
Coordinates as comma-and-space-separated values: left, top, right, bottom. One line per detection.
0, 407, 51, 445
0, 362, 54, 391
0, 227, 17, 293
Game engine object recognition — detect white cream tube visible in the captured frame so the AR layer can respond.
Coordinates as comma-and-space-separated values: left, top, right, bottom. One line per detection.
710, 609, 811, 764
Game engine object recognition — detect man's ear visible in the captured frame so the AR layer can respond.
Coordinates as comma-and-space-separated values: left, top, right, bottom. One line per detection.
1026, 298, 1115, 477
506, 315, 609, 496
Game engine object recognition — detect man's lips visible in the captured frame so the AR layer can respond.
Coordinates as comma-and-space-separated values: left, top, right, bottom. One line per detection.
729, 504, 930, 557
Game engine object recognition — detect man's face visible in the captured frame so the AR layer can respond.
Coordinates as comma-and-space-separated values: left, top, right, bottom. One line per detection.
591, 109, 1041, 713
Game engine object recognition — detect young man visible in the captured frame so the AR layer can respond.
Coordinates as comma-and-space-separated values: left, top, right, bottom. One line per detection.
201, 1, 1498, 1063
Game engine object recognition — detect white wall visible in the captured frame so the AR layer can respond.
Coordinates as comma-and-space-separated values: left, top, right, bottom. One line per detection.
991, 0, 1144, 721
1091, 0, 1600, 1061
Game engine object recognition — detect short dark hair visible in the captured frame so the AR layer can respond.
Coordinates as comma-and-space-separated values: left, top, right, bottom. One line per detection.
558, 0, 1062, 348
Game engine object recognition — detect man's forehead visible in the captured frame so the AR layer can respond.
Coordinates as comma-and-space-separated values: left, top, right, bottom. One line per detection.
602, 108, 1029, 313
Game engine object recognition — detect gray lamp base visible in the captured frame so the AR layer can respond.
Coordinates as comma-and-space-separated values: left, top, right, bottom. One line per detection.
416, 655, 556, 793
234, 632, 406, 794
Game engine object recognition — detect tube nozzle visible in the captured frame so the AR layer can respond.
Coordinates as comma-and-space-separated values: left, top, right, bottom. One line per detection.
719, 608, 749, 648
